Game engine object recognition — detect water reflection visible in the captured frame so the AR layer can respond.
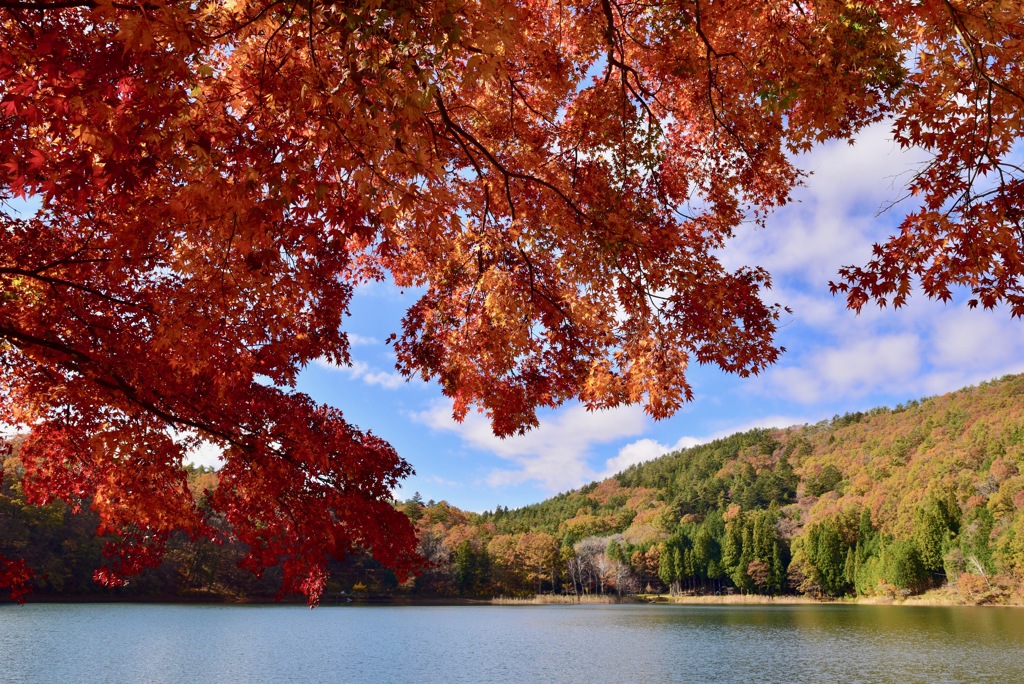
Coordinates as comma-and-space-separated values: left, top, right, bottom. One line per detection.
1, 603, 1022, 683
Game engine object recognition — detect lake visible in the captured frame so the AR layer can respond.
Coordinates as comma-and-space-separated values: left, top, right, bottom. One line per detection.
1, 602, 1023, 683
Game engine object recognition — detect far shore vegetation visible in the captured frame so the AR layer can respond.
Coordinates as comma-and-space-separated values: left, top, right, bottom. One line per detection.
5, 374, 1024, 607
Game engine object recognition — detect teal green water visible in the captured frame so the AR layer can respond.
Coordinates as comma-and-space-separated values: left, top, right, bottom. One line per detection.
1, 603, 1022, 683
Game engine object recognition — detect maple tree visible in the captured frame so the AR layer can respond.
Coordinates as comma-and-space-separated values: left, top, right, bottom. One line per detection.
1, 0, 1022, 603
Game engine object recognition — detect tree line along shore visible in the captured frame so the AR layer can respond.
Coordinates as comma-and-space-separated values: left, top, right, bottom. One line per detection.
4, 374, 1024, 607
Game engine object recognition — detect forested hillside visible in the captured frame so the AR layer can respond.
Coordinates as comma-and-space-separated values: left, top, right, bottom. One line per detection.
406, 373, 1024, 603
4, 374, 1024, 604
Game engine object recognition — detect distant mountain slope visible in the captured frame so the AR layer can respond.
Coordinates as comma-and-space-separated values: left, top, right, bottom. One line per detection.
453, 373, 1024, 601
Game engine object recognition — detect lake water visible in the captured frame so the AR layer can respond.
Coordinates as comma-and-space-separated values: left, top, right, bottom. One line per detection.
2, 602, 1023, 683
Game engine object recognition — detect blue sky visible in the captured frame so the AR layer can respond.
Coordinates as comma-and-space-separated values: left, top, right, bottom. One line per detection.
280, 121, 1024, 513
8, 119, 1018, 513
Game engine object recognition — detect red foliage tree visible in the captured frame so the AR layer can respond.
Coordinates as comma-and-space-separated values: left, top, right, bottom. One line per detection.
1, 0, 1021, 603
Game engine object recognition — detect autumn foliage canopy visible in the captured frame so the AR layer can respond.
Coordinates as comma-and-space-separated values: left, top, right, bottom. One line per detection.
1, 0, 1022, 603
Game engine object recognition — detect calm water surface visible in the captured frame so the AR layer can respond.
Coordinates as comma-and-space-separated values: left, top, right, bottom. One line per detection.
2, 602, 1022, 683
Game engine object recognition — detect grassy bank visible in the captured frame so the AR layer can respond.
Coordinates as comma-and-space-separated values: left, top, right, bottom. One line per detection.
491, 590, 1024, 608
490, 594, 811, 606
491, 594, 640, 605
639, 593, 821, 606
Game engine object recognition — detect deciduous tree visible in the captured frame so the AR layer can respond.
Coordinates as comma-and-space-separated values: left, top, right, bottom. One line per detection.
2, 0, 1022, 603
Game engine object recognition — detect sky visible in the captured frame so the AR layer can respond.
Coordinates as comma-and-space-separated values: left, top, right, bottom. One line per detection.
272, 120, 1024, 513
7, 118, 1021, 514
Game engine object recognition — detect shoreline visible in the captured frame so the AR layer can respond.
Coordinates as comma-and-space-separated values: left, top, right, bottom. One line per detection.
491, 594, 823, 606
8, 588, 1024, 609
491, 591, 1024, 608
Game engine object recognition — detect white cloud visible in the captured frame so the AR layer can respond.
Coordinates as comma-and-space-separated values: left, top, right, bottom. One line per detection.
916, 304, 1024, 395
600, 436, 698, 477
410, 401, 649, 492
799, 121, 926, 214
314, 357, 408, 389
601, 414, 809, 478
743, 212, 878, 285
766, 333, 920, 404
722, 120, 930, 287
712, 122, 993, 413
762, 297, 1024, 406
930, 308, 1018, 370
353, 361, 408, 389
821, 334, 920, 390
347, 333, 381, 347
771, 285, 846, 329
724, 415, 810, 433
